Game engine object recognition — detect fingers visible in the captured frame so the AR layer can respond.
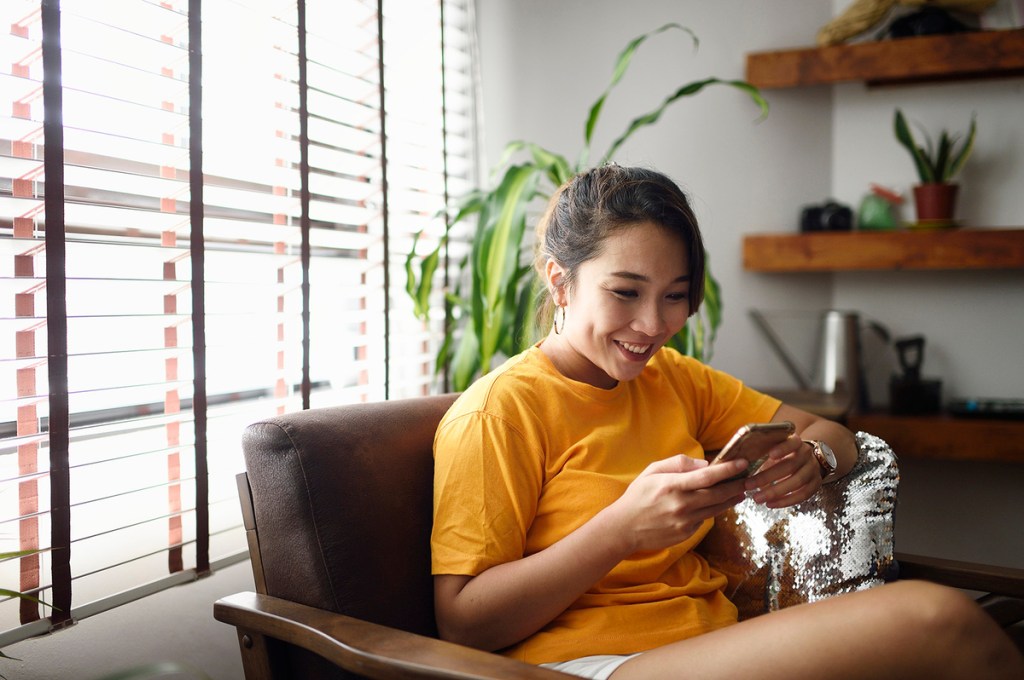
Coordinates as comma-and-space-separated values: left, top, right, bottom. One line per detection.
764, 434, 803, 461
750, 475, 818, 508
745, 442, 822, 508
642, 453, 709, 475
642, 454, 749, 489
688, 458, 750, 490
673, 492, 748, 537
620, 456, 750, 552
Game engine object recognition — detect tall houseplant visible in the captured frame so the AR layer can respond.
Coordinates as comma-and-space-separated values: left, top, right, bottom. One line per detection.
407, 24, 768, 391
894, 108, 976, 223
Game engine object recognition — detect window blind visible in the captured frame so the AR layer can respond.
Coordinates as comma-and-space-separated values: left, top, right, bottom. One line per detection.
381, 0, 476, 399
0, 0, 476, 644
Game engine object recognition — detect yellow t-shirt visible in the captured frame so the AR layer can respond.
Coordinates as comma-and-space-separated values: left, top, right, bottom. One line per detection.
431, 345, 781, 664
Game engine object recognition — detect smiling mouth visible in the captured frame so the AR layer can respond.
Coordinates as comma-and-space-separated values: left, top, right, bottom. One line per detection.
616, 340, 652, 356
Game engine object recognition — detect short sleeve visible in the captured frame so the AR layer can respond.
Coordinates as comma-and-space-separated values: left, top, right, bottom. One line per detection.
431, 409, 544, 576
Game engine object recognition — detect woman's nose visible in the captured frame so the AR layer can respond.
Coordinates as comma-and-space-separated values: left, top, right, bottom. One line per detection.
632, 301, 666, 336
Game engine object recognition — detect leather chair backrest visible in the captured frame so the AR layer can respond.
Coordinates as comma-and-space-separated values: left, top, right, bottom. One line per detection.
241, 393, 459, 639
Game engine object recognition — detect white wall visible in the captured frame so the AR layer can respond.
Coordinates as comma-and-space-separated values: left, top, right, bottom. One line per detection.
478, 0, 1024, 403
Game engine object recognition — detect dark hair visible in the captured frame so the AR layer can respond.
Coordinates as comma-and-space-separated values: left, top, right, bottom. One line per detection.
535, 164, 705, 325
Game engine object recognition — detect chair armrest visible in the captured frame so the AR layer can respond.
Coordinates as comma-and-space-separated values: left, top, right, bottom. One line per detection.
214, 592, 570, 679
895, 552, 1024, 598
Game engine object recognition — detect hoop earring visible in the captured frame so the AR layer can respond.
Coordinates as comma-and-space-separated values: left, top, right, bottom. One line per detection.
553, 305, 566, 335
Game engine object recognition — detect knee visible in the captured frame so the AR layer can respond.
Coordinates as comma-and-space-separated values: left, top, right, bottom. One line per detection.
898, 580, 979, 628
889, 580, 985, 636
890, 580, 1023, 675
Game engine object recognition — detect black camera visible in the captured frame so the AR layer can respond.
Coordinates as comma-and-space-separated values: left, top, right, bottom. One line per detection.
799, 200, 853, 233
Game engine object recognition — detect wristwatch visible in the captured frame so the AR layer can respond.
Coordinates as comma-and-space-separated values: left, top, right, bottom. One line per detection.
805, 439, 838, 483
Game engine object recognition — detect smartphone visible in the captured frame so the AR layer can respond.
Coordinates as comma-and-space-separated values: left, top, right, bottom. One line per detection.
710, 421, 796, 480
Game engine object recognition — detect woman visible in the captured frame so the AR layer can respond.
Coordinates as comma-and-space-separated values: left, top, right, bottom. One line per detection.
430, 165, 1022, 679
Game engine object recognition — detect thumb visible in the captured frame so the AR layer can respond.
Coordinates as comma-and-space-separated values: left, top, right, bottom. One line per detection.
642, 453, 708, 476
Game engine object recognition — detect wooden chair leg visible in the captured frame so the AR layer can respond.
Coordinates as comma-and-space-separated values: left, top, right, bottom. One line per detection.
235, 628, 275, 680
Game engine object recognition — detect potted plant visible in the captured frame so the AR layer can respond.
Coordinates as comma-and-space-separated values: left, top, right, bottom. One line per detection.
406, 24, 768, 391
893, 108, 976, 225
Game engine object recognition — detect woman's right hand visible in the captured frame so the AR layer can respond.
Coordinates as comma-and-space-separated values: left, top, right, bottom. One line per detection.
608, 454, 749, 554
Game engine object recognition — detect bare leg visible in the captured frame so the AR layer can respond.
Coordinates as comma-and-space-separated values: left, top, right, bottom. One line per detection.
612, 581, 1023, 680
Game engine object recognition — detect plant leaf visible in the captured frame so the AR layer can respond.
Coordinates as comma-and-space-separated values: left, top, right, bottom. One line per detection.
582, 23, 697, 166
894, 109, 934, 183
0, 588, 49, 608
415, 242, 443, 319
451, 323, 480, 392
918, 123, 938, 182
700, 266, 722, 361
476, 165, 539, 372
947, 115, 977, 181
0, 550, 42, 560
526, 144, 574, 187
404, 231, 422, 301
405, 186, 485, 324
404, 232, 447, 321
665, 325, 687, 354
502, 141, 574, 187
601, 78, 768, 164
935, 131, 953, 181
499, 263, 538, 357
449, 190, 486, 226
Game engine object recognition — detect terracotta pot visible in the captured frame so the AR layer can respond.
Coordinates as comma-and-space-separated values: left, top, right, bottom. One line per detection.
912, 183, 959, 223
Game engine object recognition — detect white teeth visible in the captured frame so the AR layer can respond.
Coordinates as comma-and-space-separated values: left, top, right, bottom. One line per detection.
619, 341, 650, 355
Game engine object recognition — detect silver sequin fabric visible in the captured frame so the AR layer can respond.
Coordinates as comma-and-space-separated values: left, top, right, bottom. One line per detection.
699, 432, 899, 620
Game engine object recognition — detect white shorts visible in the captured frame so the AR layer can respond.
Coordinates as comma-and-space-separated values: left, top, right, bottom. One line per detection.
540, 654, 641, 680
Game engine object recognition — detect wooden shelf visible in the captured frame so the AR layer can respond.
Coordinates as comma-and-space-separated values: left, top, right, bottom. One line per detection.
743, 228, 1024, 272
847, 412, 1024, 462
746, 28, 1024, 88
744, 32, 1024, 465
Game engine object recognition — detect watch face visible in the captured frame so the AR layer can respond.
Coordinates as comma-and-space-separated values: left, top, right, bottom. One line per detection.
806, 440, 837, 477
818, 441, 837, 468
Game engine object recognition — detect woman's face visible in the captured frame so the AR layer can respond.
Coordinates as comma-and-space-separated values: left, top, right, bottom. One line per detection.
543, 221, 691, 389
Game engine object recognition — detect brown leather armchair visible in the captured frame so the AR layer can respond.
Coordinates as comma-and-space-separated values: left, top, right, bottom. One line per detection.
214, 395, 1024, 679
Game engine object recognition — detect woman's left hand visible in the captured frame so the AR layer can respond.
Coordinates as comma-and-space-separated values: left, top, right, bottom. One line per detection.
743, 436, 822, 508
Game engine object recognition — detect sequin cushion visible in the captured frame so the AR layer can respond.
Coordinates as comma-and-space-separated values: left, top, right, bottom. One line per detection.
698, 432, 899, 620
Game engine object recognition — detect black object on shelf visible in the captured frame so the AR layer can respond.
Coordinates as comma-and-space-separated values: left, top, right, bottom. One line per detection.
889, 335, 942, 415
886, 8, 973, 39
800, 200, 853, 233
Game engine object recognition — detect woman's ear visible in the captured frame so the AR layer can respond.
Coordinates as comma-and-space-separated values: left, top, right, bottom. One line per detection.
544, 258, 568, 306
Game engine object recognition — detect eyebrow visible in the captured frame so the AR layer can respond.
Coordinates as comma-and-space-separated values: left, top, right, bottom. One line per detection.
608, 271, 690, 283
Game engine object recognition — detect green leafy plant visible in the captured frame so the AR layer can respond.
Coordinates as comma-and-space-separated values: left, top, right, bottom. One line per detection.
407, 23, 768, 391
0, 550, 46, 606
894, 108, 976, 184
0, 549, 52, 678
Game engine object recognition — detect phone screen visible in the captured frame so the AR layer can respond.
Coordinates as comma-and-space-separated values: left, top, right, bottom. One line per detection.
710, 421, 795, 479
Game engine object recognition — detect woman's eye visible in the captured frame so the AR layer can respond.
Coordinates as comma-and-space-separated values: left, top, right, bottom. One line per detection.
612, 289, 638, 299
667, 292, 689, 302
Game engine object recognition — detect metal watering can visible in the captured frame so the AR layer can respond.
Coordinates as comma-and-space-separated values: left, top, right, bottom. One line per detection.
749, 309, 891, 414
